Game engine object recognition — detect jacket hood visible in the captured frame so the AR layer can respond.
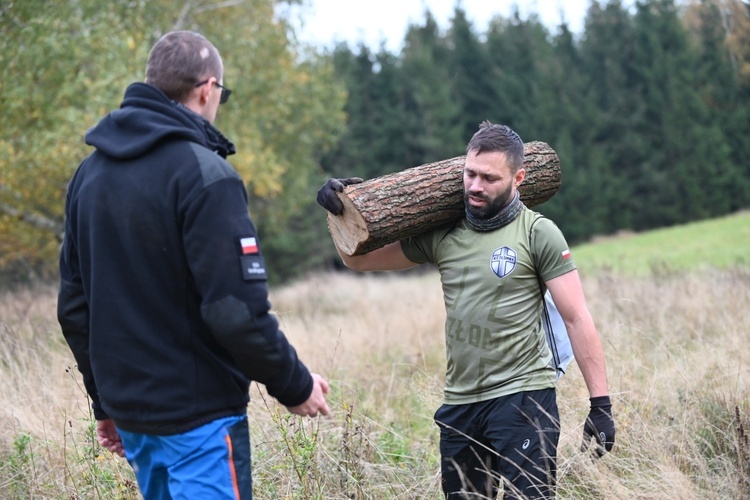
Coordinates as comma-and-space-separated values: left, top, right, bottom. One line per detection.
85, 82, 236, 160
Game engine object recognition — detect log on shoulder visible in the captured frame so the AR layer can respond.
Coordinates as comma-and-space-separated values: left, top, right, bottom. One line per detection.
327, 141, 561, 256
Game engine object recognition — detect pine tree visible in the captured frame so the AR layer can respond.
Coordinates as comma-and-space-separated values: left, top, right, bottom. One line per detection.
538, 22, 615, 242
578, 0, 643, 234
401, 12, 464, 164
685, 0, 750, 212
446, 7, 501, 141
320, 43, 380, 179
485, 10, 556, 139
630, 0, 734, 227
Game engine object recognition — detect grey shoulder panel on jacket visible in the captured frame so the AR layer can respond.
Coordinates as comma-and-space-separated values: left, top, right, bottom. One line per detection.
188, 142, 241, 187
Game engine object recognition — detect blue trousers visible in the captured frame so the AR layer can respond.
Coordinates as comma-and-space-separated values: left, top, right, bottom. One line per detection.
117, 414, 252, 499
435, 389, 559, 499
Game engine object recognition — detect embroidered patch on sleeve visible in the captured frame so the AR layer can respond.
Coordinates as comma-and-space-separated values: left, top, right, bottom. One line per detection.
240, 237, 259, 255
561, 249, 571, 260
240, 254, 267, 281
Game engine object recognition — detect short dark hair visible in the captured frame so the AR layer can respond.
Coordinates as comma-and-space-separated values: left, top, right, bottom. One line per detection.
466, 120, 525, 172
145, 31, 223, 103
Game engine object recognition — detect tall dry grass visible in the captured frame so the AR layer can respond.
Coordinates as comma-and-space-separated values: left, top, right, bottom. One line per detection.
1, 267, 748, 498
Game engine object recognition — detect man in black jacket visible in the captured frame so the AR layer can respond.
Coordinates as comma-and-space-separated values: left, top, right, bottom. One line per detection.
57, 30, 329, 499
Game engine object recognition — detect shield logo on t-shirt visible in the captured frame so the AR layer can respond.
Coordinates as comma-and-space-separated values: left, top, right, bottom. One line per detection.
490, 246, 517, 278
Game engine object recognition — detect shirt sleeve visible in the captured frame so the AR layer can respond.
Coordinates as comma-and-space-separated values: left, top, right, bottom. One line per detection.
58, 180, 110, 420
530, 217, 577, 282
182, 152, 312, 407
400, 223, 455, 265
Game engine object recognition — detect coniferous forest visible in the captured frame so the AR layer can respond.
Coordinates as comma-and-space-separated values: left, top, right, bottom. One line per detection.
317, 0, 750, 250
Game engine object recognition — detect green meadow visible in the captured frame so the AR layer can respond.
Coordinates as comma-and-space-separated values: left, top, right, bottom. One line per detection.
1, 212, 748, 498
572, 210, 750, 276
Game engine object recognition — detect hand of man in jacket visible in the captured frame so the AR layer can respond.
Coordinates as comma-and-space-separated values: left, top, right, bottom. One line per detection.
288, 373, 330, 417
97, 419, 126, 457
316, 177, 363, 215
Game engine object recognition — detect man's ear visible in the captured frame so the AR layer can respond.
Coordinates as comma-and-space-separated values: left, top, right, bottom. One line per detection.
196, 77, 215, 105
514, 167, 526, 188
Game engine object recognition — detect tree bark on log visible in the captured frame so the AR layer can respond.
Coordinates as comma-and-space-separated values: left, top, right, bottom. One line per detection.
327, 141, 561, 256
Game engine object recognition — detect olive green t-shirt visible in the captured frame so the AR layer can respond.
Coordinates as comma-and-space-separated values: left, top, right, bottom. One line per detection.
401, 206, 576, 404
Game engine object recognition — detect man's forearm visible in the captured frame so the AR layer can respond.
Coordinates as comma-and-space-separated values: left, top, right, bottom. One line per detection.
568, 314, 610, 397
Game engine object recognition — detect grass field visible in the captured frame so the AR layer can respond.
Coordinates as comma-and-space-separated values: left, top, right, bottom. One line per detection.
572, 210, 750, 276
1, 212, 749, 498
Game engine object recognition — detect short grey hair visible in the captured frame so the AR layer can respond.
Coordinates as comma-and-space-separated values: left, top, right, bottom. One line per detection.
145, 31, 223, 103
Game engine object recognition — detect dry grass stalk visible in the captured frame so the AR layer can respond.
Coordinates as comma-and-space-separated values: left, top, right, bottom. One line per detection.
1, 267, 748, 498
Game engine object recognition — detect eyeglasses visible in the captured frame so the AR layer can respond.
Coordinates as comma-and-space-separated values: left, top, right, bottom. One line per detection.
194, 79, 232, 104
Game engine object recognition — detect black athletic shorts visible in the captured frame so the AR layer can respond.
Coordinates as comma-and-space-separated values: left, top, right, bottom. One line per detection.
434, 388, 559, 499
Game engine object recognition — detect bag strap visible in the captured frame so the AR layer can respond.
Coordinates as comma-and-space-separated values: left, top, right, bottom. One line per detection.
529, 214, 565, 377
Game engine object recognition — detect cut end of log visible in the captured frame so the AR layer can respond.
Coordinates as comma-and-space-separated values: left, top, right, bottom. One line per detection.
326, 192, 370, 256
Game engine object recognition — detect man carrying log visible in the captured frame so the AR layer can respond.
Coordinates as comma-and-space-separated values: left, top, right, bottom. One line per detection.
317, 121, 615, 499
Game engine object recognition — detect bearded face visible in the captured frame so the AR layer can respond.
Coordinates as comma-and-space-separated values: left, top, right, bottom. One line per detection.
464, 180, 514, 219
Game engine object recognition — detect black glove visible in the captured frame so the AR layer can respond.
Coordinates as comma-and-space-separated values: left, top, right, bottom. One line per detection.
581, 395, 615, 457
316, 177, 363, 215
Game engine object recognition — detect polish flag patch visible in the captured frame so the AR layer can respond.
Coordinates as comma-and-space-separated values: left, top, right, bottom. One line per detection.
240, 237, 258, 254
561, 249, 571, 260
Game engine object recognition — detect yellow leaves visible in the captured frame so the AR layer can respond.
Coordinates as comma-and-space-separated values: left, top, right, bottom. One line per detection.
1, 0, 347, 280
233, 145, 287, 198
1, 128, 81, 273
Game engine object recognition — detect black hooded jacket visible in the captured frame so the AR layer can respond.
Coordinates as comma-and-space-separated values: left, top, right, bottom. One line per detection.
58, 83, 313, 433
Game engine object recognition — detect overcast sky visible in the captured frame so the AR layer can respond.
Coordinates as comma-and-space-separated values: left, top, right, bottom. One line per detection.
284, 0, 596, 52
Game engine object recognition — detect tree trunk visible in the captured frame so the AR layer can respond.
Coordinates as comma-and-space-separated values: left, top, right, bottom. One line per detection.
327, 141, 562, 256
